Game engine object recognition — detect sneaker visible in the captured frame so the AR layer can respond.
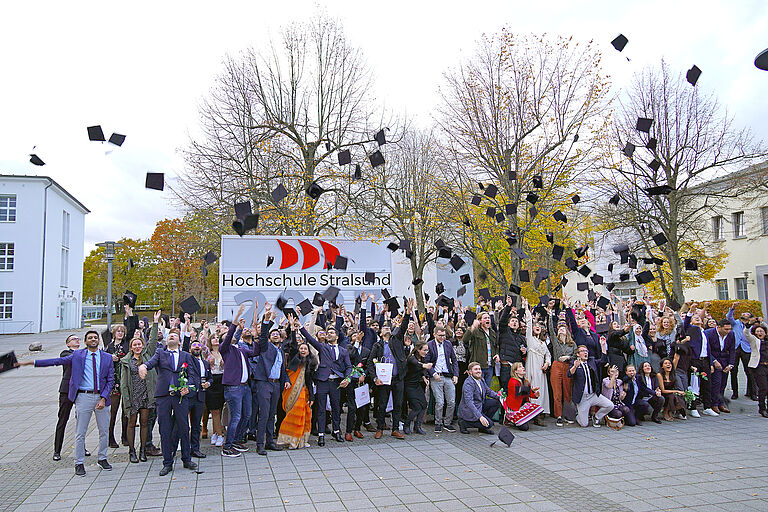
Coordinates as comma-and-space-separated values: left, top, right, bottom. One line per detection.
97, 459, 112, 471
442, 423, 456, 433
689, 409, 701, 418
592, 416, 602, 428
215, 436, 224, 447
434, 424, 443, 433
702, 408, 720, 417
74, 464, 86, 477
232, 443, 249, 452
221, 448, 241, 458
556, 417, 564, 427
564, 417, 574, 424
210, 434, 218, 445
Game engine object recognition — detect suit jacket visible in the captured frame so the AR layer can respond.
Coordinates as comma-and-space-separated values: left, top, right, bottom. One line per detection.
143, 348, 196, 398
683, 314, 708, 360
425, 339, 459, 377
253, 321, 289, 386
566, 308, 601, 358
35, 349, 114, 404
458, 376, 499, 421
567, 354, 607, 404
300, 326, 352, 382
58, 349, 74, 394
219, 323, 259, 386
704, 327, 737, 367
188, 356, 212, 402
622, 374, 655, 406
366, 314, 411, 382
463, 325, 498, 369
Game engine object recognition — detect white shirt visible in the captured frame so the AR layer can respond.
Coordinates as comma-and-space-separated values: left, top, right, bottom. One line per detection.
239, 350, 248, 384
474, 377, 484, 394
582, 363, 592, 397
718, 332, 726, 351
699, 327, 708, 358
434, 341, 448, 374
197, 358, 205, 383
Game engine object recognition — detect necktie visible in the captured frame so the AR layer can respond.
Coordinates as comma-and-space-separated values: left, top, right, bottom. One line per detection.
584, 364, 590, 394
333, 346, 338, 361
630, 380, 636, 404
171, 351, 177, 370
91, 353, 98, 392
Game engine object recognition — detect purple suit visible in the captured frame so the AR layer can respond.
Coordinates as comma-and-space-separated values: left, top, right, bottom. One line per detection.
704, 327, 737, 407
35, 349, 114, 405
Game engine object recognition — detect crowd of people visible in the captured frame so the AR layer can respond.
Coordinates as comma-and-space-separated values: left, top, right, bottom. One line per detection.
19, 292, 768, 476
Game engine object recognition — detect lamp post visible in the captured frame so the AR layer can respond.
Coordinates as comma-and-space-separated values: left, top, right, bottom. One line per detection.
96, 241, 124, 332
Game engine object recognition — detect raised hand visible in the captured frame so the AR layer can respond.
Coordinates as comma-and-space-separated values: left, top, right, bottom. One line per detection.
154, 309, 162, 322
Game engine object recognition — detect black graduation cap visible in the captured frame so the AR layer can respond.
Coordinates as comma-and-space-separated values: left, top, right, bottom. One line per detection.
478, 182, 485, 191
607, 263, 614, 272
652, 232, 668, 246
668, 298, 682, 311
456, 286, 467, 297
620, 250, 630, 264
458, 309, 475, 325
574, 245, 589, 258
578, 264, 591, 277
628, 254, 638, 269
412, 277, 424, 286
591, 274, 604, 285
484, 184, 498, 199
478, 288, 491, 301
519, 269, 530, 282
338, 149, 351, 166
333, 255, 348, 270
386, 242, 399, 252
636, 117, 653, 133
128, 258, 134, 269
495, 212, 505, 223
573, 133, 580, 143
471, 195, 482, 206
424, 293, 430, 302
200, 265, 209, 277
312, 292, 326, 306
233, 214, 258, 236
597, 296, 611, 310
532, 175, 543, 189
369, 150, 385, 168
384, 296, 400, 313
460, 273, 471, 285
684, 258, 698, 271
405, 250, 413, 260
108, 133, 126, 146
435, 282, 445, 295
450, 255, 465, 271
564, 257, 578, 271
622, 142, 636, 158
505, 203, 517, 215
643, 257, 665, 265
399, 239, 412, 251
180, 296, 201, 315
353, 164, 362, 180
526, 192, 539, 204
612, 243, 629, 254
486, 207, 496, 218
438, 247, 452, 258
553, 210, 567, 223
529, 206, 538, 219
374, 129, 387, 146
636, 270, 655, 285
534, 268, 550, 288
381, 288, 391, 300
234, 201, 251, 220
509, 283, 522, 295
552, 244, 564, 261
0, 351, 19, 375
435, 239, 446, 249
145, 172, 164, 191
297, 299, 313, 316
646, 138, 657, 151
686, 65, 702, 86
29, 154, 45, 166
645, 184, 674, 196
611, 34, 628, 52
87, 125, 106, 141
513, 247, 528, 259
123, 290, 137, 308
587, 290, 597, 302
267, 255, 274, 267
271, 184, 288, 204
322, 286, 340, 303
364, 272, 376, 284
606, 283, 616, 292
203, 251, 217, 265
571, 194, 580, 204
546, 232, 554, 244
648, 159, 661, 171
609, 193, 620, 205
325, 142, 331, 151
577, 282, 589, 291
306, 181, 325, 199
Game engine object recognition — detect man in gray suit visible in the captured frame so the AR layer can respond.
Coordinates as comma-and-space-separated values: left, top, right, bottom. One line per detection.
458, 361, 502, 434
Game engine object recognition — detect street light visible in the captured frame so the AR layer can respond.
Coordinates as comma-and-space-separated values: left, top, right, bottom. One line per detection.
96, 241, 124, 332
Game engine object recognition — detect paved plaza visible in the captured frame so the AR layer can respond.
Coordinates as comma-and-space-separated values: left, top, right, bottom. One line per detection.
2, 328, 767, 512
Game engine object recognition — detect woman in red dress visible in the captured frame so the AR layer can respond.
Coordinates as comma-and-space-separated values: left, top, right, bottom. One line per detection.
504, 362, 543, 431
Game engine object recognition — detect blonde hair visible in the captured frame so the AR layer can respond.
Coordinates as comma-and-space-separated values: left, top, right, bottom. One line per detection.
111, 324, 126, 337
510, 362, 526, 385
656, 315, 676, 336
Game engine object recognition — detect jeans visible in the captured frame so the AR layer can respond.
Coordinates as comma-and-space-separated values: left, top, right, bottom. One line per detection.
74, 393, 110, 465
223, 384, 250, 449
481, 367, 493, 387
429, 375, 456, 426
247, 380, 260, 435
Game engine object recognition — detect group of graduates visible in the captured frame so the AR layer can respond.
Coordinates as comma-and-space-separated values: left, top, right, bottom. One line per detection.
21, 289, 768, 476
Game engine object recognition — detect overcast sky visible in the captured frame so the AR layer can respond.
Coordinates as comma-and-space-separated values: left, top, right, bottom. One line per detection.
1, 0, 766, 253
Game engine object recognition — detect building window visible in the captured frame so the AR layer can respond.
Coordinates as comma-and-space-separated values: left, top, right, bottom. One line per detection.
0, 243, 13, 271
0, 195, 16, 222
62, 211, 70, 248
762, 207, 768, 235
61, 211, 70, 287
712, 216, 724, 241
715, 279, 729, 300
735, 277, 748, 300
732, 211, 745, 238
0, 291, 11, 319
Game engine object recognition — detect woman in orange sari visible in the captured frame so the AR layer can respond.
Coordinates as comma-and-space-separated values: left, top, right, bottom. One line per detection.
277, 342, 316, 449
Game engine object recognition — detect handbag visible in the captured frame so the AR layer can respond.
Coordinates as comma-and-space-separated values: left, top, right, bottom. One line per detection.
562, 400, 578, 422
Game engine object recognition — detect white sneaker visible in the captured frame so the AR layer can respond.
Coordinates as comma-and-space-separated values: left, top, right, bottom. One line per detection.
211, 434, 218, 445
689, 409, 701, 418
592, 416, 602, 428
216, 435, 224, 447
703, 408, 719, 417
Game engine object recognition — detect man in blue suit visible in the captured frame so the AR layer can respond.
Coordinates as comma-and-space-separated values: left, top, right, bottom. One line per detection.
297, 316, 352, 446
705, 319, 737, 413
139, 329, 198, 475
254, 306, 290, 455
458, 361, 502, 433
21, 330, 114, 477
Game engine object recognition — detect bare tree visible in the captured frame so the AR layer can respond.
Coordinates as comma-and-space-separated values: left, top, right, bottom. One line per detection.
598, 60, 766, 304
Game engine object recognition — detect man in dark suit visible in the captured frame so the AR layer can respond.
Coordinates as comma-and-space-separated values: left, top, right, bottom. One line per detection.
426, 326, 459, 432
139, 329, 198, 476
299, 316, 352, 445
457, 361, 502, 433
568, 344, 613, 427
187, 341, 211, 458
684, 310, 718, 416
705, 319, 737, 413
21, 330, 114, 477
622, 363, 663, 425
254, 307, 290, 455
344, 329, 370, 441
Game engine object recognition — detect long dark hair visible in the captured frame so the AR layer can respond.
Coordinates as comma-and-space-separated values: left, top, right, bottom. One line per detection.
411, 341, 427, 361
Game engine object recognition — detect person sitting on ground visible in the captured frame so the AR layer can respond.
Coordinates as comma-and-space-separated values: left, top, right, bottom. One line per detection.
601, 364, 629, 425
657, 357, 687, 421
504, 362, 542, 431
458, 361, 503, 434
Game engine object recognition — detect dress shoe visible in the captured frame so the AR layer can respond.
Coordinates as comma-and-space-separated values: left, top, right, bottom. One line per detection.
121, 437, 129, 447
333, 432, 345, 443
353, 430, 364, 439
53, 453, 61, 461
97, 459, 112, 471
391, 430, 404, 440
760, 410, 768, 418
403, 422, 412, 435
247, 433, 258, 441
718, 406, 731, 413
345, 433, 353, 442
109, 439, 119, 449
201, 428, 208, 439
84, 449, 91, 457
364, 423, 377, 432
191, 450, 207, 458
74, 464, 86, 477
317, 435, 325, 447
160, 465, 174, 476
129, 450, 139, 463
479, 426, 494, 434
183, 460, 198, 470
374, 430, 383, 439
146, 446, 162, 457
265, 443, 283, 451
256, 446, 267, 456
458, 419, 469, 434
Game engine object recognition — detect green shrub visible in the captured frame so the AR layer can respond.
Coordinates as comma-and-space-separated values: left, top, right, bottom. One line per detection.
694, 300, 763, 321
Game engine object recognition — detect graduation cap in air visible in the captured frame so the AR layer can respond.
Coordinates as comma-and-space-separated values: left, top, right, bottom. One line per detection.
648, 159, 661, 172
643, 257, 665, 265
591, 274, 604, 285
609, 193, 620, 205
399, 239, 412, 252
108, 133, 126, 146
384, 296, 400, 313
652, 233, 668, 246
386, 241, 399, 252
587, 290, 597, 302
509, 283, 522, 295
620, 250, 630, 264
201, 265, 208, 278
495, 212, 505, 223
608, 263, 614, 272
312, 292, 325, 306
460, 273, 471, 285
381, 288, 392, 300
513, 247, 528, 260
471, 195, 482, 206
519, 269, 530, 282
486, 207, 496, 218
686, 65, 702, 86
534, 268, 550, 288
478, 182, 485, 191
412, 277, 423, 286
369, 150, 385, 168
267, 255, 274, 267
532, 175, 543, 189
364, 272, 376, 284
622, 142, 636, 158
574, 245, 589, 258
123, 291, 137, 308
203, 251, 217, 265
526, 192, 539, 204
322, 286, 340, 303
529, 206, 538, 219
435, 239, 446, 249
490, 426, 515, 447
463, 310, 477, 325
374, 129, 387, 146
628, 254, 638, 269
233, 214, 258, 236
436, 295, 453, 308
234, 201, 251, 221
478, 270, 488, 282
646, 138, 657, 151
333, 255, 348, 270
505, 203, 517, 215
564, 257, 578, 271
450, 255, 465, 271
180, 296, 201, 315
87, 125, 106, 141
435, 282, 445, 295
438, 247, 452, 258
145, 173, 164, 191
405, 250, 413, 260
271, 184, 288, 204
684, 258, 698, 271
553, 210, 567, 223
577, 282, 589, 291
338, 149, 352, 166
597, 296, 611, 311
546, 232, 554, 244
645, 184, 674, 196
128, 258, 135, 270
297, 299, 313, 316
0, 351, 19, 375
611, 34, 628, 52
636, 117, 653, 133
456, 286, 466, 297
424, 293, 430, 302
571, 194, 580, 204
636, 270, 655, 285
478, 288, 492, 301
306, 181, 325, 200
578, 265, 592, 277
484, 184, 498, 199
613, 243, 629, 254
552, 244, 564, 261
606, 283, 616, 292
29, 154, 45, 166
353, 164, 362, 180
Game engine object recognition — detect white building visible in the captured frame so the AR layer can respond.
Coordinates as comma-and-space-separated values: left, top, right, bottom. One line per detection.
0, 175, 89, 333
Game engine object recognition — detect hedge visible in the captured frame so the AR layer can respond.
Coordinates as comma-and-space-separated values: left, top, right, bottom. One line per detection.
690, 300, 764, 321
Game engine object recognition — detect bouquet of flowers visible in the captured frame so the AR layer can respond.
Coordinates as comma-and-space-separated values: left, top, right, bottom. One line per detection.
341, 363, 366, 387
170, 362, 197, 403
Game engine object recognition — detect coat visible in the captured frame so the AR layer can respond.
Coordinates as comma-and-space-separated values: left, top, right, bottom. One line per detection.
119, 322, 159, 413
463, 325, 498, 369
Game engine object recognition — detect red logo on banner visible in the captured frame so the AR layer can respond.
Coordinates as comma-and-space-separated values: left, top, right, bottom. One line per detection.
277, 240, 340, 270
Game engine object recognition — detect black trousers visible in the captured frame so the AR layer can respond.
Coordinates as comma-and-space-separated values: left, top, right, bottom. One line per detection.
316, 380, 342, 434
754, 364, 768, 412
157, 395, 191, 467
731, 347, 755, 397
54, 393, 74, 454
691, 358, 712, 409
345, 382, 371, 433
188, 397, 205, 453
374, 379, 404, 431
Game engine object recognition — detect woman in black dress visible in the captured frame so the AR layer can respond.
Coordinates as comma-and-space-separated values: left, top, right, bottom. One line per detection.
657, 357, 687, 421
403, 341, 432, 435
